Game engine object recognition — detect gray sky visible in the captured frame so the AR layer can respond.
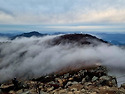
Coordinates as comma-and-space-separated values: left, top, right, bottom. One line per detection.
0, 0, 125, 33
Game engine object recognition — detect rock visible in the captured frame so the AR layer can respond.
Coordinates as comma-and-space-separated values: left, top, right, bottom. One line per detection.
41, 91, 49, 94
99, 86, 120, 94
47, 86, 54, 92
67, 91, 74, 94
81, 88, 86, 93
109, 78, 117, 87
69, 83, 83, 91
85, 75, 90, 81
97, 66, 107, 74
48, 81, 55, 84
118, 88, 125, 94
65, 81, 72, 87
71, 88, 77, 91
84, 82, 93, 87
89, 66, 107, 77
0, 65, 121, 94
55, 78, 63, 86
51, 89, 58, 94
65, 81, 81, 89
48, 82, 60, 89
68, 78, 73, 81
9, 90, 15, 94
74, 90, 81, 94
62, 78, 66, 82
55, 78, 59, 82
92, 76, 98, 82
99, 76, 110, 86
79, 70, 85, 75
58, 89, 67, 94
81, 78, 86, 84
100, 76, 110, 81
64, 73, 70, 79
121, 83, 125, 89
72, 81, 78, 85
99, 76, 117, 87
16, 90, 23, 94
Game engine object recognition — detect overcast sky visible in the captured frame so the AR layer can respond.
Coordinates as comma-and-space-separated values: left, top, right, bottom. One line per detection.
0, 0, 125, 33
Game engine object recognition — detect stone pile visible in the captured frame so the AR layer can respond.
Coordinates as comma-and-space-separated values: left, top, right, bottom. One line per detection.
1, 66, 125, 94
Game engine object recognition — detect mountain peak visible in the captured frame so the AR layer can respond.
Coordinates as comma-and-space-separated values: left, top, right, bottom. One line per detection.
51, 34, 109, 46
27, 31, 41, 34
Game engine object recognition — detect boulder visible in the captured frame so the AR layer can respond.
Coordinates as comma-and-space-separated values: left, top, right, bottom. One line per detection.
47, 86, 54, 92
85, 75, 90, 82
92, 76, 98, 82
68, 77, 73, 81
81, 88, 86, 93
64, 73, 70, 79
121, 83, 125, 89
55, 78, 63, 86
81, 78, 86, 84
65, 81, 72, 88
72, 81, 78, 85
99, 76, 117, 87
100, 76, 110, 81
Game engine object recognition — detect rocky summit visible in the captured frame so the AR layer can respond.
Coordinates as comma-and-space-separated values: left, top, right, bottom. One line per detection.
0, 65, 125, 94
51, 34, 109, 46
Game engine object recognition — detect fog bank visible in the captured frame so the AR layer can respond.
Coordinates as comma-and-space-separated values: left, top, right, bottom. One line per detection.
0, 35, 125, 85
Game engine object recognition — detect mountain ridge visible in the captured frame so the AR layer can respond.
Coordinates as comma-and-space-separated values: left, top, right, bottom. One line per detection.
12, 31, 47, 39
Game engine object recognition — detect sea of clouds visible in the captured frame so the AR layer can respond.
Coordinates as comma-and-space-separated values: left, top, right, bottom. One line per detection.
0, 35, 125, 86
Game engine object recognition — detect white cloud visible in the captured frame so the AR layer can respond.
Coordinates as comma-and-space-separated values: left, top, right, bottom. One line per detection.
77, 9, 125, 23
0, 8, 125, 25
0, 0, 125, 24
0, 35, 125, 84
0, 11, 14, 24
0, 0, 125, 33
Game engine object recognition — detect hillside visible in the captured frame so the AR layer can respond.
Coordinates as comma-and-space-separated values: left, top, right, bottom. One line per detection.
1, 65, 125, 94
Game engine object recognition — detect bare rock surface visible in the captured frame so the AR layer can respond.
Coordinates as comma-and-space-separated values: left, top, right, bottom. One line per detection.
0, 65, 125, 94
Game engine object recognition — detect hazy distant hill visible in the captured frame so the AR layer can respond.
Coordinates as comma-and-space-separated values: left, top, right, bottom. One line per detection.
0, 33, 16, 38
12, 31, 47, 39
94, 33, 125, 45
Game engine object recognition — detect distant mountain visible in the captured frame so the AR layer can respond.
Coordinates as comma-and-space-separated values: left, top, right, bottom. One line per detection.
52, 32, 68, 35
12, 31, 47, 39
93, 33, 125, 45
110, 40, 125, 45
0, 33, 16, 38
